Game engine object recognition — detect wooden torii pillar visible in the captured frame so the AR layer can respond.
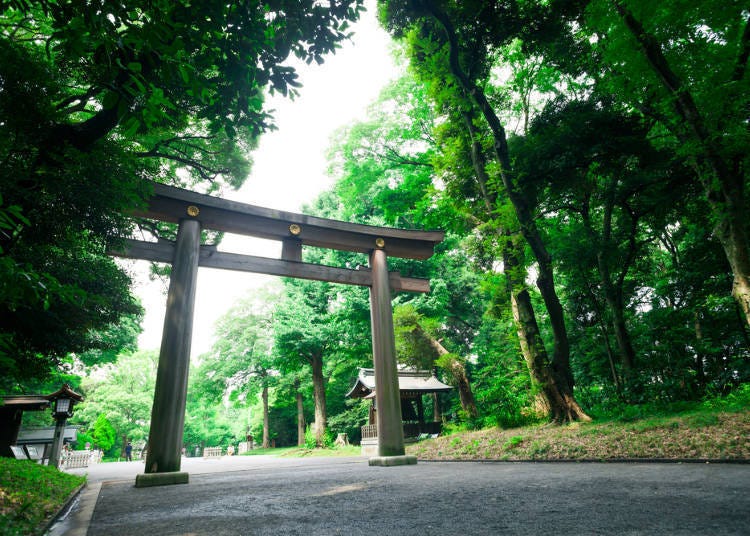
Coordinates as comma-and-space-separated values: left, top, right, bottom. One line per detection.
140, 219, 200, 484
369, 248, 405, 461
116, 183, 444, 486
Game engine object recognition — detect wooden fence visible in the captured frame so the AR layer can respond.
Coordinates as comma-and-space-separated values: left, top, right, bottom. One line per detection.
60, 449, 102, 469
361, 421, 443, 441
203, 447, 223, 459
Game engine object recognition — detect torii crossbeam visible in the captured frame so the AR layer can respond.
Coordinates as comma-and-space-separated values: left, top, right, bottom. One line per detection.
112, 182, 444, 486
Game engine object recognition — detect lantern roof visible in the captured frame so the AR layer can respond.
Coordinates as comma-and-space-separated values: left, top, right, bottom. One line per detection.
45, 384, 83, 403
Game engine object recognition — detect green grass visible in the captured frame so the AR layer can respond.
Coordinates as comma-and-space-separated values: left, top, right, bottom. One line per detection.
503, 435, 524, 449
0, 458, 85, 536
278, 445, 361, 458
240, 447, 298, 457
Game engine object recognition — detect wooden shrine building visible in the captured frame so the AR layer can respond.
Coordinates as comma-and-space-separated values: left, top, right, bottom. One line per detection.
0, 385, 83, 460
347, 368, 453, 456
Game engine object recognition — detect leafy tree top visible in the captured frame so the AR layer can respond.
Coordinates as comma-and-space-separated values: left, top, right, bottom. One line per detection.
3, 0, 365, 152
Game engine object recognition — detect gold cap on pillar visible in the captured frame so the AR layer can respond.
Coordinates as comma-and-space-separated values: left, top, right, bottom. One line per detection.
186, 205, 200, 217
289, 224, 301, 235
375, 238, 385, 248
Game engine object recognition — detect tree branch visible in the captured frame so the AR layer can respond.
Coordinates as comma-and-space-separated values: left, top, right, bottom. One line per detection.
732, 15, 750, 83
611, 0, 730, 183
381, 143, 433, 168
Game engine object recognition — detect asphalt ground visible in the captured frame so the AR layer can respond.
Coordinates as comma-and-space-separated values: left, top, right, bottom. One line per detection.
50, 456, 750, 535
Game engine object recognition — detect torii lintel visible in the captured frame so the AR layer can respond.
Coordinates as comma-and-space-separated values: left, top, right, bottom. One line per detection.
131, 182, 445, 260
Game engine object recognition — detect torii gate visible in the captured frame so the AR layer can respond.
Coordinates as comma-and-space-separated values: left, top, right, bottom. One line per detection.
115, 182, 444, 487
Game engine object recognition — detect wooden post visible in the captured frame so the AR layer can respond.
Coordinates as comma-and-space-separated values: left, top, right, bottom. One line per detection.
416, 396, 424, 429
47, 416, 67, 469
368, 248, 414, 465
138, 218, 200, 486
296, 386, 305, 447
0, 408, 23, 458
281, 238, 302, 262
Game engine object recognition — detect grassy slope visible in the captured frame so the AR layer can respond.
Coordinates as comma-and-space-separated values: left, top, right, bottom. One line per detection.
407, 409, 750, 461
0, 458, 85, 536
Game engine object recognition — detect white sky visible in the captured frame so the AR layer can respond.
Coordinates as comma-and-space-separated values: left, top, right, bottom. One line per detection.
124, 1, 400, 358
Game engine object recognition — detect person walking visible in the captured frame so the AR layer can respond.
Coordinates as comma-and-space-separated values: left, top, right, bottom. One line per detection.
124, 441, 133, 462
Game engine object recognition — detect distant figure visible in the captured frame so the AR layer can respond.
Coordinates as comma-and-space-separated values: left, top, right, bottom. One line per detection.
125, 441, 133, 462
227, 444, 235, 456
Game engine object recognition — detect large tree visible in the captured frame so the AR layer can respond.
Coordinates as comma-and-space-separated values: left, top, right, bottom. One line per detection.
515, 98, 686, 385
205, 290, 278, 449
379, 2, 591, 422
326, 72, 572, 423
0, 0, 364, 383
273, 279, 338, 446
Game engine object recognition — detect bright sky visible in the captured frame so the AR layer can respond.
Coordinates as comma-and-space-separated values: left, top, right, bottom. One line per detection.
125, 1, 401, 358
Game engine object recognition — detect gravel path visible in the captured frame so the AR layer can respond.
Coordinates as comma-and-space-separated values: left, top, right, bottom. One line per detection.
53, 456, 750, 535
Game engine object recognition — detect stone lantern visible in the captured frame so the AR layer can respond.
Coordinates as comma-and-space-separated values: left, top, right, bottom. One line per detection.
46, 384, 83, 468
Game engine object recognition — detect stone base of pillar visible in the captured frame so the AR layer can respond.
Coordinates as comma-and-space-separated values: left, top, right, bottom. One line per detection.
368, 455, 417, 467
135, 471, 189, 488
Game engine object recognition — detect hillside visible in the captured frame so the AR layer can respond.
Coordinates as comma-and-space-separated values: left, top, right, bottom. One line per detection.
407, 409, 750, 461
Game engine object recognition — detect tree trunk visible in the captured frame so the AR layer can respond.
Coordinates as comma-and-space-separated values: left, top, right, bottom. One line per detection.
586, 281, 622, 392
442, 355, 478, 419
580, 180, 638, 373
310, 353, 327, 447
507, 292, 550, 418
296, 383, 305, 447
261, 383, 270, 449
693, 311, 706, 390
514, 289, 591, 423
505, 238, 591, 423
717, 208, 750, 330
610, 301, 636, 370
413, 325, 478, 418
597, 246, 637, 371
429, 2, 574, 392
463, 101, 588, 422
432, 392, 442, 423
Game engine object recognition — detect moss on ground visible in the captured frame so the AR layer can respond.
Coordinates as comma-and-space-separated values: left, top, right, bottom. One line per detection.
0, 458, 85, 536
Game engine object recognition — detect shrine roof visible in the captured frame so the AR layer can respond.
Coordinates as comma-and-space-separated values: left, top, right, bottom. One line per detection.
0, 396, 50, 411
346, 368, 453, 398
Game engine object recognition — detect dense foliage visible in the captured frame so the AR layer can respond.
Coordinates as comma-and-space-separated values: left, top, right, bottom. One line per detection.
0, 0, 364, 385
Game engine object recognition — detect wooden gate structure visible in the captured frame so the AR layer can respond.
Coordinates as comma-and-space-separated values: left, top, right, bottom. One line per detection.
115, 182, 444, 486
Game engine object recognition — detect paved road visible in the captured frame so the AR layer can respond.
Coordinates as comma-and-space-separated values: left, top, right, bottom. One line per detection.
52, 457, 750, 535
